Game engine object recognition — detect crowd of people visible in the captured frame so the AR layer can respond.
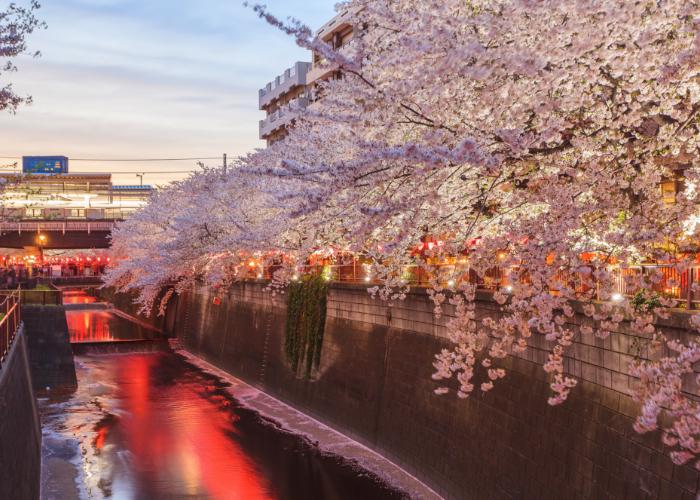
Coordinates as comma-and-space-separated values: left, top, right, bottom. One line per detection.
0, 258, 108, 288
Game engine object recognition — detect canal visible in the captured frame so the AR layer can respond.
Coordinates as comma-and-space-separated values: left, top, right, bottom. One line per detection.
39, 303, 407, 499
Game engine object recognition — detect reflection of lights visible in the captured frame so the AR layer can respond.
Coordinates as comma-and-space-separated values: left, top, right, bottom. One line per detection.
611, 293, 623, 302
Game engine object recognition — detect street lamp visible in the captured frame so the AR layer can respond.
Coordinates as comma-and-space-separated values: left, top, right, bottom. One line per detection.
37, 234, 47, 265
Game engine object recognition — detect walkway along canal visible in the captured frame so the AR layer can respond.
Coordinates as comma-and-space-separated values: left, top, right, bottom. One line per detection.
38, 292, 413, 499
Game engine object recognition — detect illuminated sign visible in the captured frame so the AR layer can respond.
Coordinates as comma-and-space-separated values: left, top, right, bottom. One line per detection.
22, 156, 69, 175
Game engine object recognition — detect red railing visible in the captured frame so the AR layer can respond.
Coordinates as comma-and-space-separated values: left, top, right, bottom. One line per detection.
0, 289, 21, 365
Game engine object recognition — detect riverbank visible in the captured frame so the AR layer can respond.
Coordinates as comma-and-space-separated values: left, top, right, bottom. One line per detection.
168, 281, 700, 499
171, 340, 440, 499
40, 348, 416, 499
39, 305, 417, 499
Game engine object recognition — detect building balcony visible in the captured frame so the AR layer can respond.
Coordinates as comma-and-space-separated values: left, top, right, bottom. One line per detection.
307, 38, 358, 85
316, 7, 357, 41
259, 96, 310, 140
307, 62, 339, 85
259, 62, 312, 110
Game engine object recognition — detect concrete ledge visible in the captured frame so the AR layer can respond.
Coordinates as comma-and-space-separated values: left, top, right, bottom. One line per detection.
23, 305, 77, 392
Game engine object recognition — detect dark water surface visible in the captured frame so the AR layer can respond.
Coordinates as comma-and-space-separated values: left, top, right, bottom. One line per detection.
40, 310, 406, 499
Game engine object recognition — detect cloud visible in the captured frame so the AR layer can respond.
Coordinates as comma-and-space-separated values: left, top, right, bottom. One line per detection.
0, 0, 337, 183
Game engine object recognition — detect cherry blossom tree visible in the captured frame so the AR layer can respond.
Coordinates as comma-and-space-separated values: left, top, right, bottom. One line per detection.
0, 0, 45, 113
108, 0, 700, 468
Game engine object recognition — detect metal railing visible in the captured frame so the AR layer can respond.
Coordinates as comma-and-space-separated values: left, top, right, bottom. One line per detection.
0, 290, 21, 365
0, 220, 117, 233
49, 276, 103, 286
246, 260, 700, 309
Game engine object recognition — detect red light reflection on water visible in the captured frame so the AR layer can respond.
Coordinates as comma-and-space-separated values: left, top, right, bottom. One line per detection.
62, 290, 97, 305
106, 354, 273, 499
66, 311, 113, 342
66, 310, 148, 343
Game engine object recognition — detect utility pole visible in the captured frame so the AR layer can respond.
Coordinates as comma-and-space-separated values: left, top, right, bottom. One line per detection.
223, 153, 227, 175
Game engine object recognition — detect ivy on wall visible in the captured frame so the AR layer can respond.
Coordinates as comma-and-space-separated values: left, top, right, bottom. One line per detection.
284, 275, 328, 379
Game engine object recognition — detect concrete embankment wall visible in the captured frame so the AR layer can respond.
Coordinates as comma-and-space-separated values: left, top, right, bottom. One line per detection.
172, 282, 700, 499
0, 327, 41, 500
23, 305, 77, 391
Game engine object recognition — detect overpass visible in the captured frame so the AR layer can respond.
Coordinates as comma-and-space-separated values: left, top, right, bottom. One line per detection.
0, 169, 151, 250
0, 220, 117, 249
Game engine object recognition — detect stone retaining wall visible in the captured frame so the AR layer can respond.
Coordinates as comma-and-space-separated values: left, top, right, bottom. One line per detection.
0, 327, 41, 500
173, 282, 700, 500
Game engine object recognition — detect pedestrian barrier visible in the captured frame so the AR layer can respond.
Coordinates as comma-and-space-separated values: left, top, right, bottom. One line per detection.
243, 260, 700, 309
0, 290, 21, 365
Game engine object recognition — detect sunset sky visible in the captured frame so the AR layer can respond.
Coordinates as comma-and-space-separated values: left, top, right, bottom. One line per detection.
0, 0, 336, 185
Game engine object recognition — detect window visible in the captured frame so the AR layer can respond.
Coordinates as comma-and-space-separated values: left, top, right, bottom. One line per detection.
25, 208, 43, 218
68, 209, 86, 218
661, 180, 677, 204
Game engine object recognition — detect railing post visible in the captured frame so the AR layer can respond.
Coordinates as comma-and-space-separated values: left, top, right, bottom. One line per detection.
688, 268, 694, 310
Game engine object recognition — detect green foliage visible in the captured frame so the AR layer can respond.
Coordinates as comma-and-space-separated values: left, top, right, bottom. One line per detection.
630, 290, 662, 312
284, 275, 329, 379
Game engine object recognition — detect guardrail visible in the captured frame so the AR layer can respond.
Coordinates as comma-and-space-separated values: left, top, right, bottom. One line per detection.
0, 220, 117, 234
0, 290, 21, 365
247, 261, 700, 309
49, 276, 103, 286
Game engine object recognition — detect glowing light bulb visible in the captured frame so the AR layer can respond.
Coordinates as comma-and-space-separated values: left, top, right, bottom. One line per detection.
611, 293, 623, 302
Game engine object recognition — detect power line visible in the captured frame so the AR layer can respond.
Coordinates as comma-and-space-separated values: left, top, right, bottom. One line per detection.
79, 171, 198, 174
0, 166, 198, 174
0, 156, 220, 162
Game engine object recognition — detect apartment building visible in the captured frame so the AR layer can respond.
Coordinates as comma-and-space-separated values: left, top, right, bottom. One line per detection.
258, 61, 312, 144
258, 8, 358, 145
307, 8, 356, 86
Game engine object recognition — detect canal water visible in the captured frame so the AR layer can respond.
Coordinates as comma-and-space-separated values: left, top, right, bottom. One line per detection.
40, 306, 407, 499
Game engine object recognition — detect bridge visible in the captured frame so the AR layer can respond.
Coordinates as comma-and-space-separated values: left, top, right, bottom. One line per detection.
0, 220, 117, 249
0, 170, 150, 250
